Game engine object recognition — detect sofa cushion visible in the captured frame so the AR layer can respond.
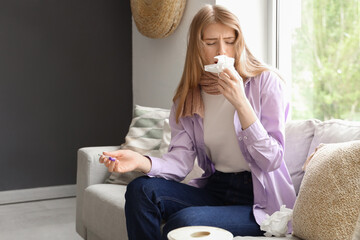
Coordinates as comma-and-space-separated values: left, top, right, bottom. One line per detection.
353, 213, 360, 240
284, 119, 319, 194
292, 140, 360, 240
233, 235, 301, 239
106, 105, 170, 185
83, 184, 128, 240
307, 119, 360, 159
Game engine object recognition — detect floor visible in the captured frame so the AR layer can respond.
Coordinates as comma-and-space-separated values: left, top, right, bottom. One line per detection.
0, 197, 82, 240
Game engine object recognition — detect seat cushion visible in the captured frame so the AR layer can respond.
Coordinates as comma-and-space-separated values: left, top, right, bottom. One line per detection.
83, 184, 128, 240
233, 235, 301, 239
83, 184, 301, 240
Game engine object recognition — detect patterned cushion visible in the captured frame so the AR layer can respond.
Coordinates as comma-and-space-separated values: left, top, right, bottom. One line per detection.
292, 140, 360, 240
106, 105, 170, 185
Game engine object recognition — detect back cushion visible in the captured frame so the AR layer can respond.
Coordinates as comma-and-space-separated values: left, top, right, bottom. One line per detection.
307, 119, 360, 159
284, 119, 319, 194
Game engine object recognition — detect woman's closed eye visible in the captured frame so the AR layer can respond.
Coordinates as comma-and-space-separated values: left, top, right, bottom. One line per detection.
204, 39, 235, 46
224, 37, 236, 45
205, 41, 216, 46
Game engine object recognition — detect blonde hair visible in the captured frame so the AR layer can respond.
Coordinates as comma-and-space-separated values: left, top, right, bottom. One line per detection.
173, 5, 271, 122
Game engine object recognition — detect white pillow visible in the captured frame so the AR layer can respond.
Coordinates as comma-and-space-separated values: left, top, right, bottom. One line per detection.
284, 119, 319, 194
307, 119, 360, 159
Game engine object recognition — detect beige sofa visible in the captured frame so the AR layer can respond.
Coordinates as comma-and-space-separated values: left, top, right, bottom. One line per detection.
76, 107, 360, 240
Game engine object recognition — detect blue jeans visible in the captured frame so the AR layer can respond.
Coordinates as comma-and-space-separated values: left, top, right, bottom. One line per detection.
125, 171, 264, 240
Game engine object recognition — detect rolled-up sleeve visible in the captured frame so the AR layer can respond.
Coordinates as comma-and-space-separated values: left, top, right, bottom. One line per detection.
234, 72, 288, 172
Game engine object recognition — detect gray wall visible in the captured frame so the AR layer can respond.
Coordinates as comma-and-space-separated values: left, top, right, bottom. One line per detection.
0, 0, 132, 191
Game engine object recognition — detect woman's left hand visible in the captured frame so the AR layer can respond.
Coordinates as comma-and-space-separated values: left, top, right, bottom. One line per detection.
217, 68, 246, 109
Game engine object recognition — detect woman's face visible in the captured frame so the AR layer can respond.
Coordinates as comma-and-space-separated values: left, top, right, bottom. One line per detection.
202, 23, 236, 65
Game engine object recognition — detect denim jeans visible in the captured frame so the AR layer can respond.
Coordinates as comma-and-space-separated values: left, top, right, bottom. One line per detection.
125, 171, 264, 240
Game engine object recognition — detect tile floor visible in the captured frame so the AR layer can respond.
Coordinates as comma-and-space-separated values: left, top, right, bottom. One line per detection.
0, 197, 82, 240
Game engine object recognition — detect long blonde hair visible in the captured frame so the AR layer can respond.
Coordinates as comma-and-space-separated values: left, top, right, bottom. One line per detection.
173, 5, 271, 122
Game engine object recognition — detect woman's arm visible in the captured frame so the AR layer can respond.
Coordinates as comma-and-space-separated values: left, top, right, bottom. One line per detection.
217, 68, 257, 130
99, 149, 152, 173
146, 103, 197, 181
100, 104, 197, 182
217, 68, 287, 172
235, 72, 288, 172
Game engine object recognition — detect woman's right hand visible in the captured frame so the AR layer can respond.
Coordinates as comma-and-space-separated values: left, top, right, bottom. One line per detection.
99, 150, 152, 174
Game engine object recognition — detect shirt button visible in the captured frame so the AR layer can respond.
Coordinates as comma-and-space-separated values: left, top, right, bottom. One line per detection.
239, 137, 242, 141
244, 136, 248, 140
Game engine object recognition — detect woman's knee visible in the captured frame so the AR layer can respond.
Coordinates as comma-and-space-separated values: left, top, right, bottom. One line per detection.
125, 176, 166, 201
165, 207, 204, 228
162, 207, 206, 239
126, 176, 150, 200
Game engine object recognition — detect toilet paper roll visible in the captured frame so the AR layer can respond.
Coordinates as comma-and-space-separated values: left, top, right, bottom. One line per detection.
167, 226, 234, 240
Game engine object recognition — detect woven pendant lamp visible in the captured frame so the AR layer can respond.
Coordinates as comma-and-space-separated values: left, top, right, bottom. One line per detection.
130, 0, 187, 39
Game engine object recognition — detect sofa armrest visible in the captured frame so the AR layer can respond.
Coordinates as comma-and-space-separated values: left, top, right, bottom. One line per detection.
76, 145, 121, 239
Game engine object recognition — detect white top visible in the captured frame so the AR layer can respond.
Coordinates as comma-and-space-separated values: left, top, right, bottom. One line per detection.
202, 91, 250, 172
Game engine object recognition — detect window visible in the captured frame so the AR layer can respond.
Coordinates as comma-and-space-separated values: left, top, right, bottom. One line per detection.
277, 0, 360, 121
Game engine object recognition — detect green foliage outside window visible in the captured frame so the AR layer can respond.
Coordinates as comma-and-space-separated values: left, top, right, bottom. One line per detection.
291, 0, 360, 120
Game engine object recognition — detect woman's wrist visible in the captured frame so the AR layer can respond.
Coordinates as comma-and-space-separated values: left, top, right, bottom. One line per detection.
140, 155, 152, 174
236, 99, 257, 130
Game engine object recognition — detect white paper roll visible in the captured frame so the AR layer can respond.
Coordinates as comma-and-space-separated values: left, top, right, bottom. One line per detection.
167, 226, 234, 240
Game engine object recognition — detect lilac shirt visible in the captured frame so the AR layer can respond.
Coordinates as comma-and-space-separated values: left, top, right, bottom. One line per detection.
148, 71, 296, 228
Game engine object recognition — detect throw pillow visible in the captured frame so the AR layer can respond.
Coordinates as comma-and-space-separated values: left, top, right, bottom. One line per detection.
284, 119, 319, 194
292, 140, 360, 240
306, 119, 360, 159
106, 105, 170, 185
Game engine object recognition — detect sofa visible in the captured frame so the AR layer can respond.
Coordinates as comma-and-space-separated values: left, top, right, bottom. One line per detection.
76, 105, 360, 240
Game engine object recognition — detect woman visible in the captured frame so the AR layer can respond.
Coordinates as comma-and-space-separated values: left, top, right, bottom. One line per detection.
100, 5, 296, 240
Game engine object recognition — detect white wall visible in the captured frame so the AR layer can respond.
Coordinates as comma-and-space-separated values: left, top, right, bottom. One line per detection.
217, 0, 270, 63
132, 0, 271, 109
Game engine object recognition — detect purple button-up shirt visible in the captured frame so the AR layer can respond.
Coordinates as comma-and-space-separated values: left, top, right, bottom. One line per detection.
148, 71, 296, 229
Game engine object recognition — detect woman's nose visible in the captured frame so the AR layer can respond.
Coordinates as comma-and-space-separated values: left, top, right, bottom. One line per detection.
217, 41, 226, 55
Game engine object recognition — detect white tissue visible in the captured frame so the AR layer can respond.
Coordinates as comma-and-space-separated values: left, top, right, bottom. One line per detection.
204, 55, 235, 73
260, 205, 293, 237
